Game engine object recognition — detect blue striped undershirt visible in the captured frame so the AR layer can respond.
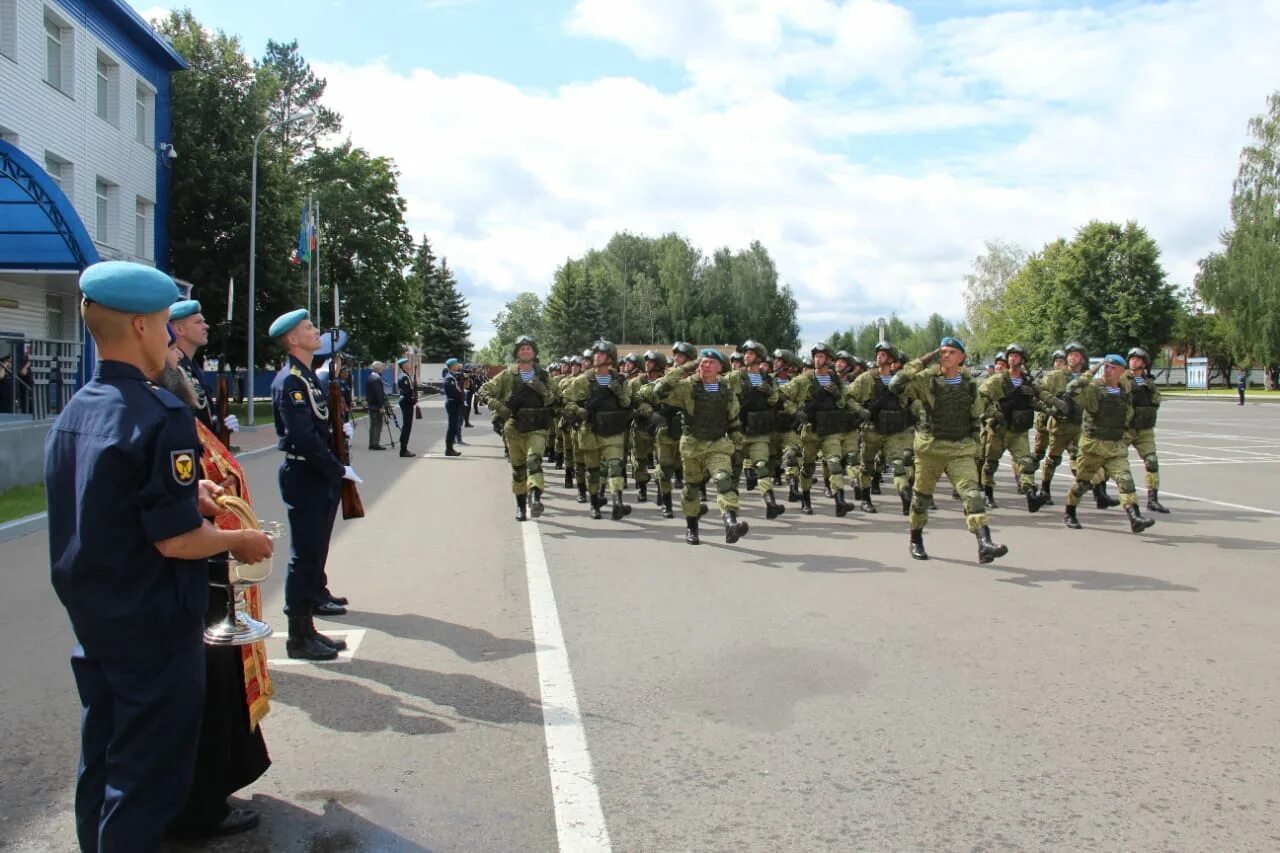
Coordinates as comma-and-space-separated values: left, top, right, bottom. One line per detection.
816, 374, 831, 386
879, 375, 892, 385
520, 369, 535, 382
1105, 386, 1122, 395
1011, 376, 1023, 388
748, 372, 763, 387
943, 375, 963, 385
1133, 376, 1146, 385
594, 374, 611, 386
777, 378, 789, 386
703, 382, 720, 393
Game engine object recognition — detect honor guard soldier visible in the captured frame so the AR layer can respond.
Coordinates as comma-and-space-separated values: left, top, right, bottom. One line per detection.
169, 299, 239, 436
891, 337, 1009, 564
653, 349, 750, 545
735, 340, 787, 520
270, 309, 361, 661
1124, 347, 1168, 513
561, 341, 634, 520
480, 335, 556, 521
46, 262, 273, 851
1062, 354, 1156, 533
978, 343, 1065, 512
396, 357, 420, 457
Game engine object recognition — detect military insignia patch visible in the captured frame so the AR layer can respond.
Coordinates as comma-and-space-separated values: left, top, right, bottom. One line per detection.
291, 390, 306, 405
171, 450, 196, 486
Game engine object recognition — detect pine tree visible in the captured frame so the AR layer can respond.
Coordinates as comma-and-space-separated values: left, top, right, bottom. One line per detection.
420, 253, 471, 360
544, 260, 606, 357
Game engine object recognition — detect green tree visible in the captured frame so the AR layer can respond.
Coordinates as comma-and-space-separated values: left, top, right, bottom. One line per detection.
260, 39, 342, 164
477, 292, 546, 364
963, 239, 1027, 357
419, 256, 471, 360
544, 259, 606, 356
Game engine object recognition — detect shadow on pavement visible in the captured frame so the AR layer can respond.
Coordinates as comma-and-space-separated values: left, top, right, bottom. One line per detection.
268, 668, 456, 736
340, 659, 541, 727
721, 544, 907, 575
971, 562, 1200, 592
340, 611, 534, 662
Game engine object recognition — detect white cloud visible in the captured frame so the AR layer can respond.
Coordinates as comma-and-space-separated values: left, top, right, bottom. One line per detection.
316, 0, 1280, 348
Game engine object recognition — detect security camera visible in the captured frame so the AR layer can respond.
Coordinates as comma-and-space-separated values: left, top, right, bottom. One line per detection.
158, 143, 177, 160
166, 144, 178, 160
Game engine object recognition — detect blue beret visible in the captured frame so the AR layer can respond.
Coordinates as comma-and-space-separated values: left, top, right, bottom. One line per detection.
1104, 354, 1126, 368
700, 348, 726, 363
445, 357, 459, 367
315, 329, 349, 357
397, 357, 409, 366
939, 336, 966, 353
79, 261, 178, 313
168, 299, 202, 321
269, 308, 309, 338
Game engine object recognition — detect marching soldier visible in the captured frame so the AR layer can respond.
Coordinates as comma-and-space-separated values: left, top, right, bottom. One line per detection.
978, 343, 1065, 512
1062, 355, 1157, 533
1124, 347, 1169, 513
480, 335, 556, 521
781, 343, 863, 517
849, 342, 915, 515
772, 348, 803, 500
735, 340, 787, 520
653, 349, 750, 545
1033, 349, 1067, 471
1038, 342, 1119, 509
627, 352, 659, 503
636, 351, 677, 517
890, 338, 1009, 564
561, 355, 584, 495
561, 341, 633, 521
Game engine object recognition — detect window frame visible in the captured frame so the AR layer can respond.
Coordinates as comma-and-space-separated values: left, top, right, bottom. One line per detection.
94, 178, 113, 246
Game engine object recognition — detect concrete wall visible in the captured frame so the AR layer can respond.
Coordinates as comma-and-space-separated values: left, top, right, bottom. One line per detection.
0, 420, 50, 491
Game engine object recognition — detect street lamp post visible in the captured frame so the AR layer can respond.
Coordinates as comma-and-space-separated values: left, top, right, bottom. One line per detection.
877, 316, 887, 344
247, 110, 313, 426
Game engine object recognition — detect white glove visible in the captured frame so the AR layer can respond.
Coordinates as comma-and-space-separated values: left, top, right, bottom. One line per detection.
224, 414, 240, 433
343, 421, 354, 438
342, 465, 363, 484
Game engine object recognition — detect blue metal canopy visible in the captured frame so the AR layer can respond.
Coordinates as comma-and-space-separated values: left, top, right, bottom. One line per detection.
0, 141, 100, 271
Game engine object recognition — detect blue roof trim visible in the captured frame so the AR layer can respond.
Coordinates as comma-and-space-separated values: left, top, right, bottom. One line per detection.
47, 0, 187, 72
100, 0, 187, 70
0, 141, 100, 271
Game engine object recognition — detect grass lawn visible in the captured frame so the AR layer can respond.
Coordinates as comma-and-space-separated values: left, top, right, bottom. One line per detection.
0, 483, 46, 523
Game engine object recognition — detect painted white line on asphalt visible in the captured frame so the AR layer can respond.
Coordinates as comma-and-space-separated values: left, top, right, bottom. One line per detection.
1157, 492, 1280, 517
522, 521, 612, 853
267, 629, 367, 666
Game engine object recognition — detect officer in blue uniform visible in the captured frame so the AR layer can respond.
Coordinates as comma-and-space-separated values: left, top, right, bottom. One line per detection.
46, 261, 273, 852
396, 357, 417, 457
270, 309, 359, 661
168, 299, 238, 436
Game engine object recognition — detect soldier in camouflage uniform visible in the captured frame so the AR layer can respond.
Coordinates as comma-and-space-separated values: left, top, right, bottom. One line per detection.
978, 343, 1065, 512
479, 335, 556, 522
635, 350, 675, 516
781, 343, 863, 517
560, 341, 633, 521
849, 342, 915, 515
735, 340, 787, 520
1123, 347, 1168, 514
653, 349, 750, 545
891, 338, 1009, 564
1033, 349, 1067, 470
626, 353, 657, 503
771, 349, 801, 495
1062, 355, 1156, 534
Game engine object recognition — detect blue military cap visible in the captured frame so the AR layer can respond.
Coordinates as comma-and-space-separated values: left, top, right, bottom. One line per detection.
445, 357, 459, 367
79, 261, 179, 313
396, 357, 409, 366
939, 336, 966, 353
168, 299, 201, 321
1103, 353, 1126, 368
314, 329, 349, 357
269, 308, 309, 338
700, 348, 727, 365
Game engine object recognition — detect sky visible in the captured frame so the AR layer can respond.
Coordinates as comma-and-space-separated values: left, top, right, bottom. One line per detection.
132, 0, 1280, 349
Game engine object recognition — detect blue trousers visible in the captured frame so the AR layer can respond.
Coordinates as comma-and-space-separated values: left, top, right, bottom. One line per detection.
279, 460, 341, 615
71, 625, 205, 852
446, 402, 463, 446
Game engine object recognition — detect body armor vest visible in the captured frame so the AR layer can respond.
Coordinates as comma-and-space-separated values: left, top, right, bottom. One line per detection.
929, 376, 975, 441
587, 378, 631, 436
999, 376, 1035, 432
688, 383, 729, 441
740, 376, 776, 435
1085, 387, 1128, 441
804, 374, 839, 415
872, 378, 909, 434
509, 370, 552, 432
1130, 382, 1157, 429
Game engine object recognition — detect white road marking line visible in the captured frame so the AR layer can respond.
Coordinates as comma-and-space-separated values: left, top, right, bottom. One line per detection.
267, 629, 367, 666
1157, 492, 1280, 516
522, 521, 612, 853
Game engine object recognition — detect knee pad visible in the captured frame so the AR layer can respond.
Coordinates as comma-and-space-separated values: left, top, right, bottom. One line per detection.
802, 462, 816, 479
682, 483, 700, 503
1017, 455, 1036, 476
891, 457, 908, 477
902, 450, 914, 468
527, 455, 543, 476
1115, 471, 1136, 493
605, 458, 624, 478
511, 465, 527, 483
825, 454, 843, 470
843, 452, 859, 471
960, 488, 984, 515
754, 458, 771, 476
1046, 454, 1063, 469
911, 491, 933, 514
713, 471, 734, 494
1143, 454, 1158, 473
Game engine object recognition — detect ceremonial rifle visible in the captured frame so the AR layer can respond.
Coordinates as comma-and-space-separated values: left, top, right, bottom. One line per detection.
327, 332, 365, 520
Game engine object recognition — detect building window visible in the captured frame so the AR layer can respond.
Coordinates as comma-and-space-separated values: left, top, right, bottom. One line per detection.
1, 0, 17, 62
95, 178, 115, 245
44, 8, 72, 95
135, 82, 154, 145
0, 125, 17, 145
135, 198, 152, 260
44, 152, 73, 203
46, 292, 66, 340
95, 52, 119, 125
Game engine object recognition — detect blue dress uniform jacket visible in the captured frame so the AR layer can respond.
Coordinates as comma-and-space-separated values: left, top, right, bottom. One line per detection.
272, 355, 344, 614
397, 370, 416, 450
45, 360, 208, 852
177, 351, 215, 432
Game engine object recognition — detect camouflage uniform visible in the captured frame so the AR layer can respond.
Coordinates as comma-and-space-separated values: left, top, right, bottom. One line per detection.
849, 360, 915, 515
480, 342, 556, 521
978, 357, 1062, 512
781, 350, 861, 517
560, 341, 633, 521
1123, 347, 1168, 514
734, 341, 787, 520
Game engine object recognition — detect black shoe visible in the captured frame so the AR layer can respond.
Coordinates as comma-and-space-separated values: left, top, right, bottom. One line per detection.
611, 491, 632, 521
858, 487, 877, 514
700, 484, 708, 501
1040, 481, 1054, 506
400, 449, 416, 458
833, 488, 851, 518
823, 481, 834, 499
675, 474, 684, 489
314, 601, 347, 617
764, 490, 786, 519
928, 496, 938, 511
530, 488, 545, 518
444, 448, 462, 457
565, 470, 575, 490
661, 491, 674, 519
685, 517, 701, 545
1025, 487, 1049, 513
1093, 483, 1120, 509
870, 474, 882, 495
983, 485, 998, 509
801, 490, 813, 515
1147, 489, 1169, 514
976, 525, 1008, 564
590, 495, 602, 520
722, 511, 749, 544
287, 625, 338, 661
327, 594, 349, 606
515, 494, 528, 522
787, 479, 801, 503
773, 473, 783, 487
900, 486, 913, 516
169, 807, 261, 840
368, 445, 386, 451
1064, 505, 1082, 529
555, 454, 564, 470
909, 528, 928, 560
1126, 504, 1155, 533
638, 483, 648, 503
314, 631, 347, 652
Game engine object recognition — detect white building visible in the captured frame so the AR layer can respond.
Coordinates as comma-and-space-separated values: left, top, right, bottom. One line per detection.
0, 0, 185, 487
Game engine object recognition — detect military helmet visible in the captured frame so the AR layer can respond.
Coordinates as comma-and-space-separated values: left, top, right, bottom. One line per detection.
672, 341, 697, 360
569, 355, 584, 366
835, 349, 853, 363
642, 350, 668, 369
621, 352, 641, 367
1127, 346, 1151, 365
591, 340, 618, 362
512, 334, 538, 358
811, 342, 834, 358
875, 341, 894, 353
891, 350, 906, 363
1005, 343, 1027, 358
994, 350, 1009, 363
739, 339, 768, 360
801, 354, 815, 368
730, 351, 744, 363
1051, 349, 1067, 361
1064, 341, 1086, 355
582, 348, 593, 360
772, 348, 798, 368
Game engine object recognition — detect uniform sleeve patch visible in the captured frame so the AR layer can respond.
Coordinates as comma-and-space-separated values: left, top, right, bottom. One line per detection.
291, 390, 307, 406
171, 450, 196, 486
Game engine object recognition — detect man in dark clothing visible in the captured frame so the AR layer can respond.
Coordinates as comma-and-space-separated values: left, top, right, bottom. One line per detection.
366, 361, 388, 449
396, 358, 416, 457
444, 358, 465, 456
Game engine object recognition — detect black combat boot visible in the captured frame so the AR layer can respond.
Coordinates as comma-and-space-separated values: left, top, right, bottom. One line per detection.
546, 446, 555, 462
983, 484, 998, 509
515, 493, 528, 522
787, 477, 801, 503
564, 467, 574, 489
833, 488, 852, 517
1024, 486, 1049, 513
312, 615, 348, 652
576, 480, 588, 504
929, 495, 939, 511
871, 472, 882, 495
859, 486, 877, 514
685, 516, 701, 545
555, 452, 564, 470
745, 470, 758, 492
975, 526, 1008, 564
1147, 489, 1168, 513
801, 489, 814, 515
590, 494, 602, 520
823, 478, 834, 499
661, 490, 674, 519
900, 484, 913, 516
909, 528, 928, 560
638, 482, 648, 503
699, 481, 708, 501
1093, 483, 1120, 509
1063, 504, 1082, 529
674, 469, 684, 489
1126, 504, 1155, 533
611, 490, 632, 521
529, 488, 545, 518
286, 616, 338, 661
722, 511, 749, 544
773, 469, 783, 486
1039, 479, 1054, 505
763, 490, 786, 519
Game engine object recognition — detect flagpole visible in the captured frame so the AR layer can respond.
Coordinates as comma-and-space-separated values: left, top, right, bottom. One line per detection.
305, 194, 313, 321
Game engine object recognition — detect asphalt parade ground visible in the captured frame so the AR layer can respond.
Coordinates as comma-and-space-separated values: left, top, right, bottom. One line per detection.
2, 398, 1278, 851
